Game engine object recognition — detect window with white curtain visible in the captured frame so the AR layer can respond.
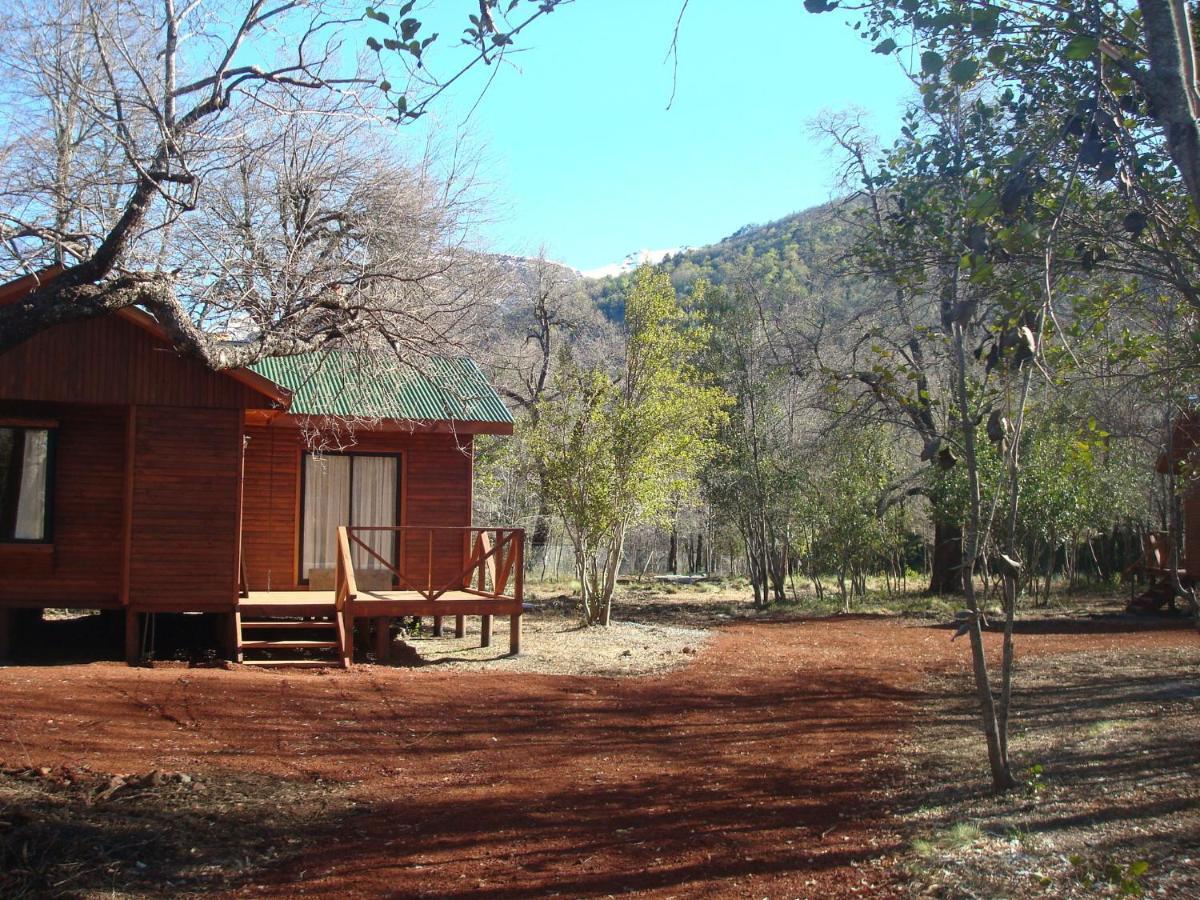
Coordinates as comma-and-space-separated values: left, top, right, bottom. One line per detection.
301, 453, 398, 581
0, 426, 53, 542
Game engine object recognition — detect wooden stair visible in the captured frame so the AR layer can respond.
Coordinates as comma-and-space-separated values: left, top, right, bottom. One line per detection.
235, 603, 348, 668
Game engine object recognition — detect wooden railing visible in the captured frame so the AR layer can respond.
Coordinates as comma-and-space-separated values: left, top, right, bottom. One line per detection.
335, 526, 359, 611
343, 525, 524, 602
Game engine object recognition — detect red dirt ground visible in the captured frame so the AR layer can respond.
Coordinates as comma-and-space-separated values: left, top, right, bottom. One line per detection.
1, 616, 1196, 898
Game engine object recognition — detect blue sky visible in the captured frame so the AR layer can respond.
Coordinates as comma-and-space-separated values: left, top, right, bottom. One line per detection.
410, 1, 917, 271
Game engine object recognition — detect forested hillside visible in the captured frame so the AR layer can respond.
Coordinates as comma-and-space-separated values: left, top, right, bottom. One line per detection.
584, 203, 868, 321
478, 188, 1178, 611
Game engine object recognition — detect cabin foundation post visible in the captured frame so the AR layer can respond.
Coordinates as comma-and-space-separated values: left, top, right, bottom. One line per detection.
454, 614, 465, 638
432, 615, 444, 637
509, 613, 521, 656
124, 611, 141, 666
480, 614, 493, 648
374, 617, 391, 663
340, 609, 354, 668
0, 608, 12, 660
228, 612, 242, 663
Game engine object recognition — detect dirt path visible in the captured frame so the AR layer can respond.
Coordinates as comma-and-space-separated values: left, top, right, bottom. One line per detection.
1, 616, 1195, 898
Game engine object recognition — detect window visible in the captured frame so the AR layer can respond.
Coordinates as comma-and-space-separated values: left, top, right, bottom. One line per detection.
0, 427, 53, 542
300, 453, 399, 581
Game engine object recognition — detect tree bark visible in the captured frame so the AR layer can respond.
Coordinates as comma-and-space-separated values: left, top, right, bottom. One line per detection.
527, 488, 552, 573
928, 517, 964, 595
1138, 0, 1200, 213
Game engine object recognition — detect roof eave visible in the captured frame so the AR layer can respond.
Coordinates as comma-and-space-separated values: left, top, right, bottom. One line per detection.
245, 410, 512, 434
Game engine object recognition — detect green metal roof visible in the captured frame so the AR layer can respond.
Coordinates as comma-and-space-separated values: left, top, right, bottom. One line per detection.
249, 352, 513, 426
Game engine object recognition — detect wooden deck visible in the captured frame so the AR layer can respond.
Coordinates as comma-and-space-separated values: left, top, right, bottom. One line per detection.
234, 525, 524, 667
237, 587, 522, 665
240, 590, 522, 616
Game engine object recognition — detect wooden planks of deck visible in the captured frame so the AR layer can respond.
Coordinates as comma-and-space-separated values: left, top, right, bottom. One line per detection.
238, 590, 522, 661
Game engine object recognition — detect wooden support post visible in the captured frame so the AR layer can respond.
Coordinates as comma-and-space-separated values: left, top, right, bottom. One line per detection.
125, 611, 141, 666
340, 608, 354, 668
480, 614, 493, 648
455, 614, 465, 638
433, 615, 444, 637
374, 617, 391, 663
0, 608, 12, 661
229, 612, 243, 663
509, 613, 522, 656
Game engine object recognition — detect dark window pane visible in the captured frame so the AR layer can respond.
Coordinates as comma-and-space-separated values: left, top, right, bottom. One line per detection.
14, 430, 48, 539
0, 428, 52, 541
0, 428, 17, 538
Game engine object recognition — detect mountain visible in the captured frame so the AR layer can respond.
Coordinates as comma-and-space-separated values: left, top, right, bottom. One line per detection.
484, 253, 584, 310
582, 201, 865, 320
580, 248, 688, 280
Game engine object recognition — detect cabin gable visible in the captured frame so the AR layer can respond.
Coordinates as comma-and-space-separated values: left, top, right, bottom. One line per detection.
0, 312, 280, 410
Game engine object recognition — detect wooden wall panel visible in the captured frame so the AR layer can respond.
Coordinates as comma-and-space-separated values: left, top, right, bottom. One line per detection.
241, 425, 300, 591
0, 314, 274, 409
128, 406, 242, 610
0, 401, 124, 607
402, 432, 472, 588
240, 426, 473, 592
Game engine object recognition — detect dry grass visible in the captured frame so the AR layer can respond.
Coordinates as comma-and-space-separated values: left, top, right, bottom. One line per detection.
897, 646, 1200, 898
387, 601, 712, 677
0, 766, 349, 898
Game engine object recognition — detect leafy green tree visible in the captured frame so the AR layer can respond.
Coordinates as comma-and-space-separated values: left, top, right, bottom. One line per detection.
700, 271, 808, 608
802, 418, 910, 610
531, 268, 729, 625
806, 1, 1200, 246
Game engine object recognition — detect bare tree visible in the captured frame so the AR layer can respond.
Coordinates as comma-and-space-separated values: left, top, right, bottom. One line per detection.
0, 0, 566, 367
482, 252, 610, 568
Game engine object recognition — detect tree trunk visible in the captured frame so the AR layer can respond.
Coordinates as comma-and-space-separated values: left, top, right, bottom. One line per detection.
1137, 0, 1200, 215
952, 317, 1016, 794
928, 517, 964, 595
528, 503, 551, 573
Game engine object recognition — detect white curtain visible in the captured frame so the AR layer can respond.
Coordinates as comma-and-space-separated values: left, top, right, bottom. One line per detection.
302, 455, 350, 579
14, 429, 49, 540
351, 457, 397, 570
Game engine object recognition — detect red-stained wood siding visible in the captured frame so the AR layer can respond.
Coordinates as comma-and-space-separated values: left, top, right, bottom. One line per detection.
241, 425, 299, 592
0, 401, 124, 607
240, 425, 473, 591
128, 406, 243, 611
402, 431, 473, 589
0, 313, 274, 409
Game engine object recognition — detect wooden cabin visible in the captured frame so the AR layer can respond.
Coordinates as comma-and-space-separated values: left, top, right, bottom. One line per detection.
1157, 409, 1200, 574
1130, 410, 1200, 611
0, 271, 520, 666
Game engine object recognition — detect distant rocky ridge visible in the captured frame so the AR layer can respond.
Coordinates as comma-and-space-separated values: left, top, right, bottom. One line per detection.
579, 248, 688, 280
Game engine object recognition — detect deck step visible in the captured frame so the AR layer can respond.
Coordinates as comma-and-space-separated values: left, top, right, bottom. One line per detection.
240, 621, 335, 630
238, 605, 338, 617
241, 659, 339, 668
239, 639, 339, 650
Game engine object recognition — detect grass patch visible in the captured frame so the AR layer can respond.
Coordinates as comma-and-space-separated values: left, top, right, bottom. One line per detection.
911, 821, 984, 857
1085, 719, 1133, 738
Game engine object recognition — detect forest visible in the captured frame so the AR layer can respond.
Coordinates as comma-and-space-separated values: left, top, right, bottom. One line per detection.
476, 192, 1184, 614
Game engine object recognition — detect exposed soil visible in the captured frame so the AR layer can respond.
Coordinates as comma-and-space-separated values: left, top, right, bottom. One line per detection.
896, 645, 1200, 898
0, 603, 1195, 898
396, 605, 711, 677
